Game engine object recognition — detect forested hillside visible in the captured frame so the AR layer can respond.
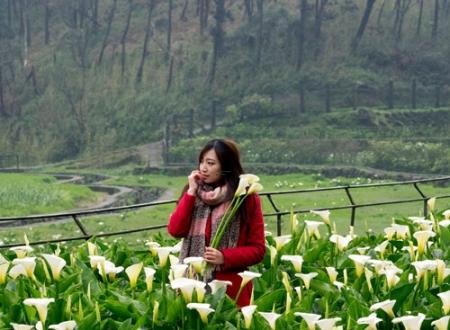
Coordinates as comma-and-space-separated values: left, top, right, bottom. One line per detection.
0, 0, 449, 167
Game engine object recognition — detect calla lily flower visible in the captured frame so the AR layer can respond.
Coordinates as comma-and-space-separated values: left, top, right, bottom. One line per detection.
171, 241, 183, 254
125, 262, 143, 289
238, 271, 262, 289
86, 242, 98, 256
439, 220, 450, 228
311, 209, 331, 226
248, 182, 263, 195
186, 303, 214, 324
431, 316, 450, 330
369, 300, 396, 318
384, 227, 396, 240
374, 240, 389, 258
392, 224, 409, 239
436, 259, 446, 285
0, 261, 9, 284
330, 234, 352, 252
155, 247, 173, 267
295, 272, 318, 289
208, 279, 232, 294
10, 324, 34, 330
170, 264, 188, 281
183, 257, 205, 274
258, 312, 281, 330
316, 317, 341, 330
98, 260, 124, 280
88, 255, 106, 270
438, 290, 450, 314
48, 320, 77, 330
12, 257, 36, 278
145, 241, 160, 257
235, 177, 250, 196
413, 230, 436, 255
428, 197, 436, 212
333, 281, 345, 291
273, 235, 292, 251
171, 278, 196, 302
23, 298, 55, 325
42, 254, 66, 281
295, 312, 321, 330
357, 247, 370, 255
144, 267, 156, 292
392, 313, 425, 330
9, 264, 28, 279
10, 245, 33, 259
240, 174, 260, 185
269, 245, 277, 266
305, 221, 323, 239
169, 254, 179, 266
357, 313, 382, 330
349, 255, 371, 278
365, 268, 374, 293
241, 305, 257, 329
381, 268, 400, 290
326, 267, 338, 283
443, 210, 450, 220
153, 300, 159, 323
411, 260, 437, 281
281, 255, 303, 272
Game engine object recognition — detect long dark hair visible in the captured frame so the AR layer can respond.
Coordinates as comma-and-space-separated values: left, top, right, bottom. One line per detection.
180, 139, 244, 198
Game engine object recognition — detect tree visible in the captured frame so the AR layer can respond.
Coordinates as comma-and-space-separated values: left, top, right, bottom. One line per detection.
313, 0, 328, 56
97, 0, 117, 65
255, 0, 264, 68
296, 0, 308, 71
167, 0, 173, 59
136, 0, 155, 84
416, 0, 424, 36
432, 0, 440, 40
121, 0, 134, 78
350, 0, 376, 52
206, 0, 225, 87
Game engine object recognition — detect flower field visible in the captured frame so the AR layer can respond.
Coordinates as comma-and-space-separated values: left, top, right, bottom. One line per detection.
1, 199, 450, 329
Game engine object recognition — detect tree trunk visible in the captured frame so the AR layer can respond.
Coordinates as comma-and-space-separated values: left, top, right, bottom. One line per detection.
432, 0, 439, 40
26, 65, 39, 96
206, 0, 225, 87
136, 0, 155, 84
296, 0, 307, 71
376, 0, 385, 27
166, 55, 174, 93
180, 0, 189, 21
416, 0, 423, 36
395, 0, 412, 41
255, 0, 263, 68
97, 0, 117, 65
121, 0, 133, 78
7, 0, 12, 28
314, 0, 327, 56
44, 0, 50, 45
199, 0, 205, 34
244, 0, 253, 22
392, 0, 400, 37
167, 0, 173, 59
0, 66, 5, 117
298, 83, 305, 114
350, 0, 376, 52
92, 0, 99, 31
79, 0, 86, 28
411, 79, 416, 109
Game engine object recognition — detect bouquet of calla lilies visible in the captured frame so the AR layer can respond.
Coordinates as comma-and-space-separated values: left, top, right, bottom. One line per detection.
210, 174, 263, 249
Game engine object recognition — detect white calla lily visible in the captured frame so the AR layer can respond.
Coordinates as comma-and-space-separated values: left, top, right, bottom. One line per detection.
357, 247, 370, 255
273, 235, 292, 251
241, 305, 257, 329
427, 197, 436, 212
48, 320, 77, 330
145, 241, 160, 257
86, 242, 98, 256
413, 230, 436, 255
187, 303, 214, 324
247, 182, 263, 195
349, 254, 371, 278
443, 210, 450, 220
281, 255, 303, 272
238, 271, 262, 289
0, 261, 9, 284
10, 245, 33, 259
392, 313, 425, 330
305, 221, 323, 239
369, 300, 396, 318
330, 234, 352, 252
357, 313, 382, 330
183, 256, 205, 274
295, 272, 318, 290
170, 264, 188, 281
125, 262, 143, 289
315, 317, 341, 330
23, 298, 55, 325
258, 312, 281, 330
326, 267, 338, 283
155, 247, 173, 267
438, 290, 450, 314
208, 279, 232, 294
311, 209, 331, 226
42, 254, 66, 281
295, 312, 321, 330
12, 257, 36, 278
10, 323, 34, 330
144, 267, 156, 292
431, 316, 450, 330
374, 240, 389, 258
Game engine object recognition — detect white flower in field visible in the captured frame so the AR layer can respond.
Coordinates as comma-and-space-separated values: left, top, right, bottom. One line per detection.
87, 242, 98, 256
294, 286, 302, 302
329, 234, 352, 252
187, 303, 214, 324
155, 247, 173, 267
412, 218, 434, 231
12, 257, 36, 278
9, 264, 28, 279
169, 254, 179, 266
392, 224, 409, 239
431, 316, 450, 330
411, 260, 437, 281
23, 298, 55, 325
408, 216, 426, 222
365, 268, 374, 293
208, 279, 232, 294
315, 317, 341, 330
235, 177, 250, 196
439, 220, 450, 228
384, 227, 396, 240
144, 267, 156, 292
264, 231, 273, 237
392, 313, 425, 330
268, 245, 277, 266
10, 245, 33, 259
357, 247, 370, 255
10, 323, 34, 330
381, 268, 400, 290
436, 259, 446, 285
248, 182, 263, 195
349, 255, 372, 278
0, 253, 7, 264
311, 209, 331, 226
88, 255, 106, 270
0, 261, 9, 284
305, 220, 323, 239
374, 240, 389, 258
326, 267, 338, 283
152, 300, 159, 323
125, 262, 143, 289
438, 290, 450, 314
238, 271, 262, 289
281, 255, 303, 273
170, 264, 188, 281
258, 312, 281, 330
35, 322, 43, 330
42, 254, 66, 281
48, 320, 77, 330
443, 210, 450, 220
295, 312, 321, 330
367, 259, 397, 276
241, 305, 257, 329
295, 272, 318, 290
369, 299, 396, 318
183, 257, 205, 274
273, 235, 292, 251
428, 197, 436, 212
100, 260, 124, 279
171, 241, 183, 254
333, 281, 345, 291
357, 313, 382, 330
171, 278, 196, 302
240, 174, 260, 185
145, 241, 160, 257
413, 230, 436, 255
402, 242, 417, 260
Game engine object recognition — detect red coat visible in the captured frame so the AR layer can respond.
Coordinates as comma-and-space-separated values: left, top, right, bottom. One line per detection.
168, 192, 266, 306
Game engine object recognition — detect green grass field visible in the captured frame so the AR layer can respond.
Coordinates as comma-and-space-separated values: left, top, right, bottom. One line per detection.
1, 171, 449, 247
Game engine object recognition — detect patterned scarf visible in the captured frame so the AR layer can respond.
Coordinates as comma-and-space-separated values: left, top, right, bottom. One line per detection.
179, 183, 241, 282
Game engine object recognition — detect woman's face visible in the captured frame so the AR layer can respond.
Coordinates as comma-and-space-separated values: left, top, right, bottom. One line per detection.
199, 149, 222, 184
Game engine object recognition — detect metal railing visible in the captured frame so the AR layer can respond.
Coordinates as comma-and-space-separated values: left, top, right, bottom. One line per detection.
1, 176, 450, 248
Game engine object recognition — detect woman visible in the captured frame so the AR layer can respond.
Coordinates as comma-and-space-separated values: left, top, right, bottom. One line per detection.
168, 139, 265, 306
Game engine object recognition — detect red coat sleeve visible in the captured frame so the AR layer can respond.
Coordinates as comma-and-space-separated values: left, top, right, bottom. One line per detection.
167, 193, 196, 238
220, 194, 266, 271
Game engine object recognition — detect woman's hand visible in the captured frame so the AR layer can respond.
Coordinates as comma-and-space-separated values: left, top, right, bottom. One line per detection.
204, 247, 224, 265
187, 170, 204, 196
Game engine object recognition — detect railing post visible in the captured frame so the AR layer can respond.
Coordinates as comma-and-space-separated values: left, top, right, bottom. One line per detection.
413, 182, 428, 216
266, 194, 282, 236
344, 187, 357, 227
72, 215, 90, 239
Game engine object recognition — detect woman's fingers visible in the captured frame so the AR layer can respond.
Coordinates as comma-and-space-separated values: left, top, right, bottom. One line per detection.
204, 247, 224, 265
